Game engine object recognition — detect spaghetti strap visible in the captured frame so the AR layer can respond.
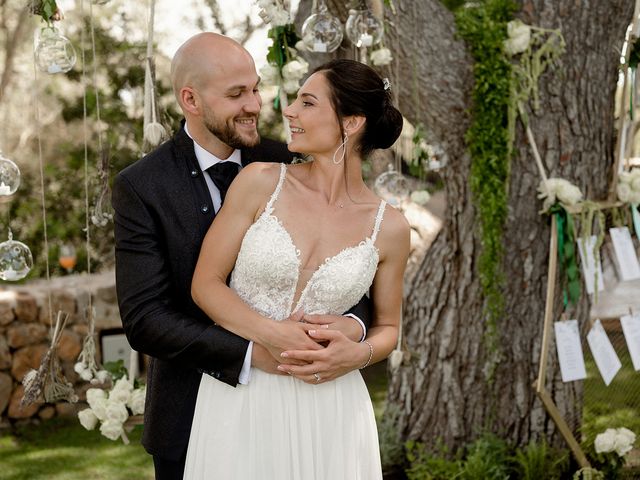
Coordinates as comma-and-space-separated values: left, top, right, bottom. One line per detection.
263, 163, 287, 215
371, 200, 386, 243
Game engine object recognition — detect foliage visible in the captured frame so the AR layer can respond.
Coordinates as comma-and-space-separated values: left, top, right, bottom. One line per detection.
455, 0, 516, 383
405, 439, 462, 480
406, 435, 571, 480
378, 403, 406, 472
512, 440, 569, 480
266, 24, 300, 70
29, 0, 59, 25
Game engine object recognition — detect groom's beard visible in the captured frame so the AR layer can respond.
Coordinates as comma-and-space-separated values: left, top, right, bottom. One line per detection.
203, 107, 260, 149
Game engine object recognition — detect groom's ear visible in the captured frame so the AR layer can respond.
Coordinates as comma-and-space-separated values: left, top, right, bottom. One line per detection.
343, 115, 366, 136
179, 87, 199, 115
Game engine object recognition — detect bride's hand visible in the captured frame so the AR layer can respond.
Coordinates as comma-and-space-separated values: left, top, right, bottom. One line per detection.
262, 312, 323, 362
301, 313, 363, 343
276, 329, 370, 384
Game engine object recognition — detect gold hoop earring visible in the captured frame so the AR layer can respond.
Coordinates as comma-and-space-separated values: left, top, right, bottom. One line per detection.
332, 134, 348, 165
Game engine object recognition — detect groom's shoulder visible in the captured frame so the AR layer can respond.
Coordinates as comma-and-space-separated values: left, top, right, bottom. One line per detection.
117, 136, 179, 183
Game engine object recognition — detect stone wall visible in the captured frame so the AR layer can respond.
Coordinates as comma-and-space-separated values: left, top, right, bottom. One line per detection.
0, 270, 122, 428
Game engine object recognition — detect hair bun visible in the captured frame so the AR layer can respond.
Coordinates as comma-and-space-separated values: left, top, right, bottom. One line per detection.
366, 103, 403, 150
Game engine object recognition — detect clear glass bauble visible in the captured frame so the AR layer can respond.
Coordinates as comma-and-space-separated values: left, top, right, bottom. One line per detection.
0, 231, 33, 281
301, 0, 343, 53
0, 153, 20, 197
35, 27, 77, 74
427, 144, 449, 171
374, 164, 409, 206
345, 7, 383, 48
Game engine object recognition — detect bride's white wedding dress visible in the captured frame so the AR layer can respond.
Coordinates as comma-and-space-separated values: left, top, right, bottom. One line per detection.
183, 163, 385, 479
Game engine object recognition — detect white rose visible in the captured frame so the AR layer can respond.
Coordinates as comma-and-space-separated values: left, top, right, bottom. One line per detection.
109, 377, 133, 403
74, 362, 87, 374
504, 20, 531, 55
91, 398, 109, 421
370, 48, 393, 67
95, 370, 111, 384
271, 9, 291, 27
106, 399, 129, 424
556, 180, 583, 206
631, 176, 640, 192
127, 387, 146, 415
78, 408, 98, 431
100, 420, 124, 441
86, 388, 107, 409
257, 0, 272, 8
617, 182, 632, 203
410, 190, 431, 205
259, 63, 280, 86
80, 369, 94, 381
295, 40, 307, 52
282, 60, 308, 81
613, 428, 635, 457
282, 79, 300, 94
594, 429, 617, 454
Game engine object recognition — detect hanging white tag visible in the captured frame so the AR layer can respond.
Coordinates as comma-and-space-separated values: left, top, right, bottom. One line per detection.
313, 42, 327, 53
587, 319, 622, 386
610, 227, 640, 281
620, 314, 640, 371
577, 236, 605, 294
554, 320, 587, 382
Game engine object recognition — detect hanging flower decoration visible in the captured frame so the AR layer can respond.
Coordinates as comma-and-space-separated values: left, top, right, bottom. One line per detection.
0, 152, 21, 198
0, 230, 33, 281
616, 169, 640, 204
537, 178, 583, 212
257, 1, 308, 108
30, 1, 77, 75
78, 375, 146, 443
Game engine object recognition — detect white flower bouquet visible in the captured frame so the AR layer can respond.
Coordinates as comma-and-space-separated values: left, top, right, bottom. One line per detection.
77, 375, 146, 443
588, 427, 637, 478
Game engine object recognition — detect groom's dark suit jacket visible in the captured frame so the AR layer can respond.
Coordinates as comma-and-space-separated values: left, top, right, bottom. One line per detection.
112, 126, 371, 461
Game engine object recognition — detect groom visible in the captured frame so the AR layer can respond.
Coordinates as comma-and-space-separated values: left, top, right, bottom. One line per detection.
113, 33, 370, 479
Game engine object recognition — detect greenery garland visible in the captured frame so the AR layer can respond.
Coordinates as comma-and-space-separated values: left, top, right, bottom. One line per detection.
455, 0, 516, 382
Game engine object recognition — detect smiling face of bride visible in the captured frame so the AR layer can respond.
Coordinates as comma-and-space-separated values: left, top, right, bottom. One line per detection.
283, 72, 345, 158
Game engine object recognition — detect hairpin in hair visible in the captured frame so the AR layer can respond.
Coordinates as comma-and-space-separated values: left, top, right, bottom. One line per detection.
383, 78, 391, 91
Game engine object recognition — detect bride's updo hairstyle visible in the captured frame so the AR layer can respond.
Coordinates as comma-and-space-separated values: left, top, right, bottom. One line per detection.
313, 59, 403, 156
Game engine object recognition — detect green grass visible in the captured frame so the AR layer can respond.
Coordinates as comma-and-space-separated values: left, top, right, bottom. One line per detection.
0, 417, 153, 480
0, 364, 390, 480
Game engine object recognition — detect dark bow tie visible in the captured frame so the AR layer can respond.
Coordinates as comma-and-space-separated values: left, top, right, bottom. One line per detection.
207, 161, 240, 203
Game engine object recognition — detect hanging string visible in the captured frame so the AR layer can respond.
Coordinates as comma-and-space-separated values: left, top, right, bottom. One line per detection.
32, 49, 53, 329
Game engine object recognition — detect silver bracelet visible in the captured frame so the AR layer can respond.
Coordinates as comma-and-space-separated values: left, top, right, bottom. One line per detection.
360, 340, 373, 369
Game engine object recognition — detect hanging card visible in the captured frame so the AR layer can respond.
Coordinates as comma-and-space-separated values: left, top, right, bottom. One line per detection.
577, 236, 605, 294
554, 320, 587, 382
587, 319, 622, 386
620, 314, 640, 371
609, 227, 640, 281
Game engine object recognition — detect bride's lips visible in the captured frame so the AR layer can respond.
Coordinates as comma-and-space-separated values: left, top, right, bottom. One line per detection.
290, 126, 305, 137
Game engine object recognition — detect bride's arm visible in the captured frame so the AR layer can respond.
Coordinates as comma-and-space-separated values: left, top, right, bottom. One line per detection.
277, 206, 411, 383
192, 162, 321, 354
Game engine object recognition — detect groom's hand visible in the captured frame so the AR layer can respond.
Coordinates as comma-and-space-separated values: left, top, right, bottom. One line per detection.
261, 310, 323, 363
251, 343, 287, 375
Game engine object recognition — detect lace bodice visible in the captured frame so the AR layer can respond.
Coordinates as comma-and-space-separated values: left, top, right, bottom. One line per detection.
230, 163, 386, 320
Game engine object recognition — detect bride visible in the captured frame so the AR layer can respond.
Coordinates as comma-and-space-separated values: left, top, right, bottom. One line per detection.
184, 59, 410, 479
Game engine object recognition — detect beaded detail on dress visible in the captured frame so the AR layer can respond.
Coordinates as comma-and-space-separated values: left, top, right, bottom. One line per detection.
230, 163, 386, 319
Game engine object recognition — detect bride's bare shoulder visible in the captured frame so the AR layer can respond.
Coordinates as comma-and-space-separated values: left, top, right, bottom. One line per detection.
232, 161, 284, 195
377, 203, 411, 261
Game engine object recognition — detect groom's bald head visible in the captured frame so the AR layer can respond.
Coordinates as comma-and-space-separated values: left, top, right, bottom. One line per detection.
170, 33, 255, 103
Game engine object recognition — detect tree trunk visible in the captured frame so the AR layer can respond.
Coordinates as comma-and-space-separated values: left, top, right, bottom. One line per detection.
297, 0, 635, 450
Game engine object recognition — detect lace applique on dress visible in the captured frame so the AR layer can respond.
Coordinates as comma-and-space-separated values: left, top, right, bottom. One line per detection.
230, 163, 386, 319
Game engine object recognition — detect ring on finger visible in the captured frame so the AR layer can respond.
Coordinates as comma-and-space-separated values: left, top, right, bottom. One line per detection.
313, 372, 321, 383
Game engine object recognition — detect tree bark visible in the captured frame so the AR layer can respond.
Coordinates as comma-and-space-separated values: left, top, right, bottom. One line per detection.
296, 0, 634, 450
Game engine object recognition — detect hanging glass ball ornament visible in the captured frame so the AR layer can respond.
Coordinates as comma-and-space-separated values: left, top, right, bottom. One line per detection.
374, 164, 409, 206
0, 230, 33, 281
345, 4, 384, 48
0, 152, 20, 198
301, 0, 343, 53
35, 27, 77, 74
